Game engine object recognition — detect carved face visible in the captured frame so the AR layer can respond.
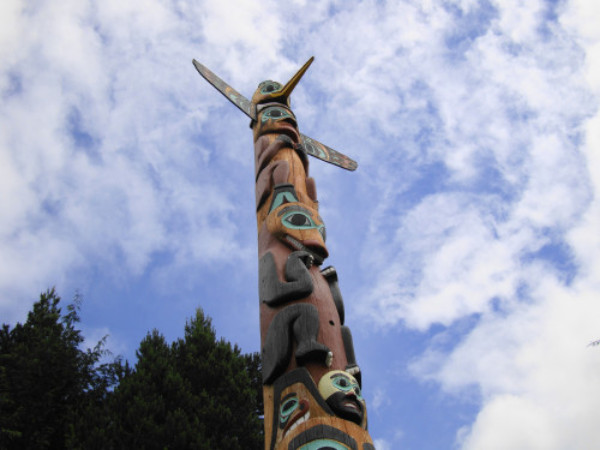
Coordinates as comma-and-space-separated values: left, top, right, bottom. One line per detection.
266, 202, 328, 264
253, 103, 299, 143
252, 80, 287, 105
272, 379, 329, 444
279, 392, 310, 437
251, 58, 313, 110
318, 370, 366, 428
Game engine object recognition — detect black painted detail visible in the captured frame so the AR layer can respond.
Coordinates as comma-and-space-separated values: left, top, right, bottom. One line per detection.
276, 133, 295, 147
288, 424, 358, 450
259, 251, 314, 306
262, 304, 331, 385
341, 326, 361, 387
256, 160, 290, 212
321, 266, 344, 324
325, 391, 364, 426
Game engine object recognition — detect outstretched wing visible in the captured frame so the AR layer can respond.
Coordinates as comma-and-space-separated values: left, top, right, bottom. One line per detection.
193, 59, 358, 171
192, 59, 255, 120
300, 134, 358, 171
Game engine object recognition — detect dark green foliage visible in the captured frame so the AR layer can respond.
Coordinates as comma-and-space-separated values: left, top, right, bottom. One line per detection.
112, 330, 200, 449
244, 352, 264, 423
0, 289, 119, 449
1, 288, 263, 449
113, 310, 263, 449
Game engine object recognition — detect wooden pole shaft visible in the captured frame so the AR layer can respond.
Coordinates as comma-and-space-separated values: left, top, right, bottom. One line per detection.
253, 99, 374, 449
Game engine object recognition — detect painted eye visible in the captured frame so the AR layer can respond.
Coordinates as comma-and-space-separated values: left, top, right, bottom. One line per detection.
260, 81, 282, 94
289, 214, 310, 226
280, 397, 299, 422
332, 375, 353, 391
299, 440, 348, 450
283, 212, 315, 229
261, 107, 293, 122
331, 375, 362, 399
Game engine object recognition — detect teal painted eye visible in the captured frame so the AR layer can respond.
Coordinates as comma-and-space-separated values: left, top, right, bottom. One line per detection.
299, 439, 348, 450
259, 80, 282, 94
278, 206, 325, 238
280, 397, 299, 423
331, 374, 362, 399
261, 106, 293, 123
282, 211, 316, 229
332, 375, 352, 391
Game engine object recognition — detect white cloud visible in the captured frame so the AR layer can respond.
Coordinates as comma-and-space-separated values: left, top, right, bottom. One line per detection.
435, 281, 600, 449
347, 0, 594, 327
0, 0, 284, 320
459, 395, 558, 449
373, 438, 392, 450
82, 325, 129, 364
371, 386, 391, 411
357, 0, 600, 447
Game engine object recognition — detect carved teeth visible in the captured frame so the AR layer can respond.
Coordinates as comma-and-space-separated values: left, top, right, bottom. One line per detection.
284, 235, 303, 251
343, 400, 359, 411
285, 412, 309, 436
284, 235, 323, 266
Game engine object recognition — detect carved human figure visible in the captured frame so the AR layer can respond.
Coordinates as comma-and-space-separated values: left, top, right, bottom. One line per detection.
318, 370, 367, 429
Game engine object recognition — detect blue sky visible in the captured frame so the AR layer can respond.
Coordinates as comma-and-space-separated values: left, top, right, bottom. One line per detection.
2, 0, 600, 448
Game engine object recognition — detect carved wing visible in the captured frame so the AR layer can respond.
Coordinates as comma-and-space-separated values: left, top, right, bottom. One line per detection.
193, 59, 358, 171
300, 134, 358, 171
192, 59, 255, 120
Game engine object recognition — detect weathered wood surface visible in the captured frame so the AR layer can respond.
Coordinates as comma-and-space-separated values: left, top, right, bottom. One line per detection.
193, 57, 373, 450
250, 62, 373, 450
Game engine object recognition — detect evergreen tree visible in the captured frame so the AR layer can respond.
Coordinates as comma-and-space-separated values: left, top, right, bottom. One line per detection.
0, 289, 118, 449
111, 330, 203, 449
243, 352, 264, 431
173, 309, 262, 449
112, 309, 262, 449
1, 290, 264, 449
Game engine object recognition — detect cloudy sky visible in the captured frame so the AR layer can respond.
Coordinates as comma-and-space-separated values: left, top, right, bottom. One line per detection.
2, 0, 599, 448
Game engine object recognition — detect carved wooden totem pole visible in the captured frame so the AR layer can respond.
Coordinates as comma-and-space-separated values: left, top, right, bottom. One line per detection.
193, 57, 374, 450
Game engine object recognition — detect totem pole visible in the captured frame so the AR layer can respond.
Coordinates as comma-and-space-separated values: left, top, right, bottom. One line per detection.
193, 57, 374, 450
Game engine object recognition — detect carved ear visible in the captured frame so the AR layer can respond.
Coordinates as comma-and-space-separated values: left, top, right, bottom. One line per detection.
306, 177, 318, 203
321, 266, 344, 324
256, 161, 290, 211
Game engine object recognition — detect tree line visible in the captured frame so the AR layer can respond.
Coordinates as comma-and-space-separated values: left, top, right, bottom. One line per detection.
0, 289, 263, 449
